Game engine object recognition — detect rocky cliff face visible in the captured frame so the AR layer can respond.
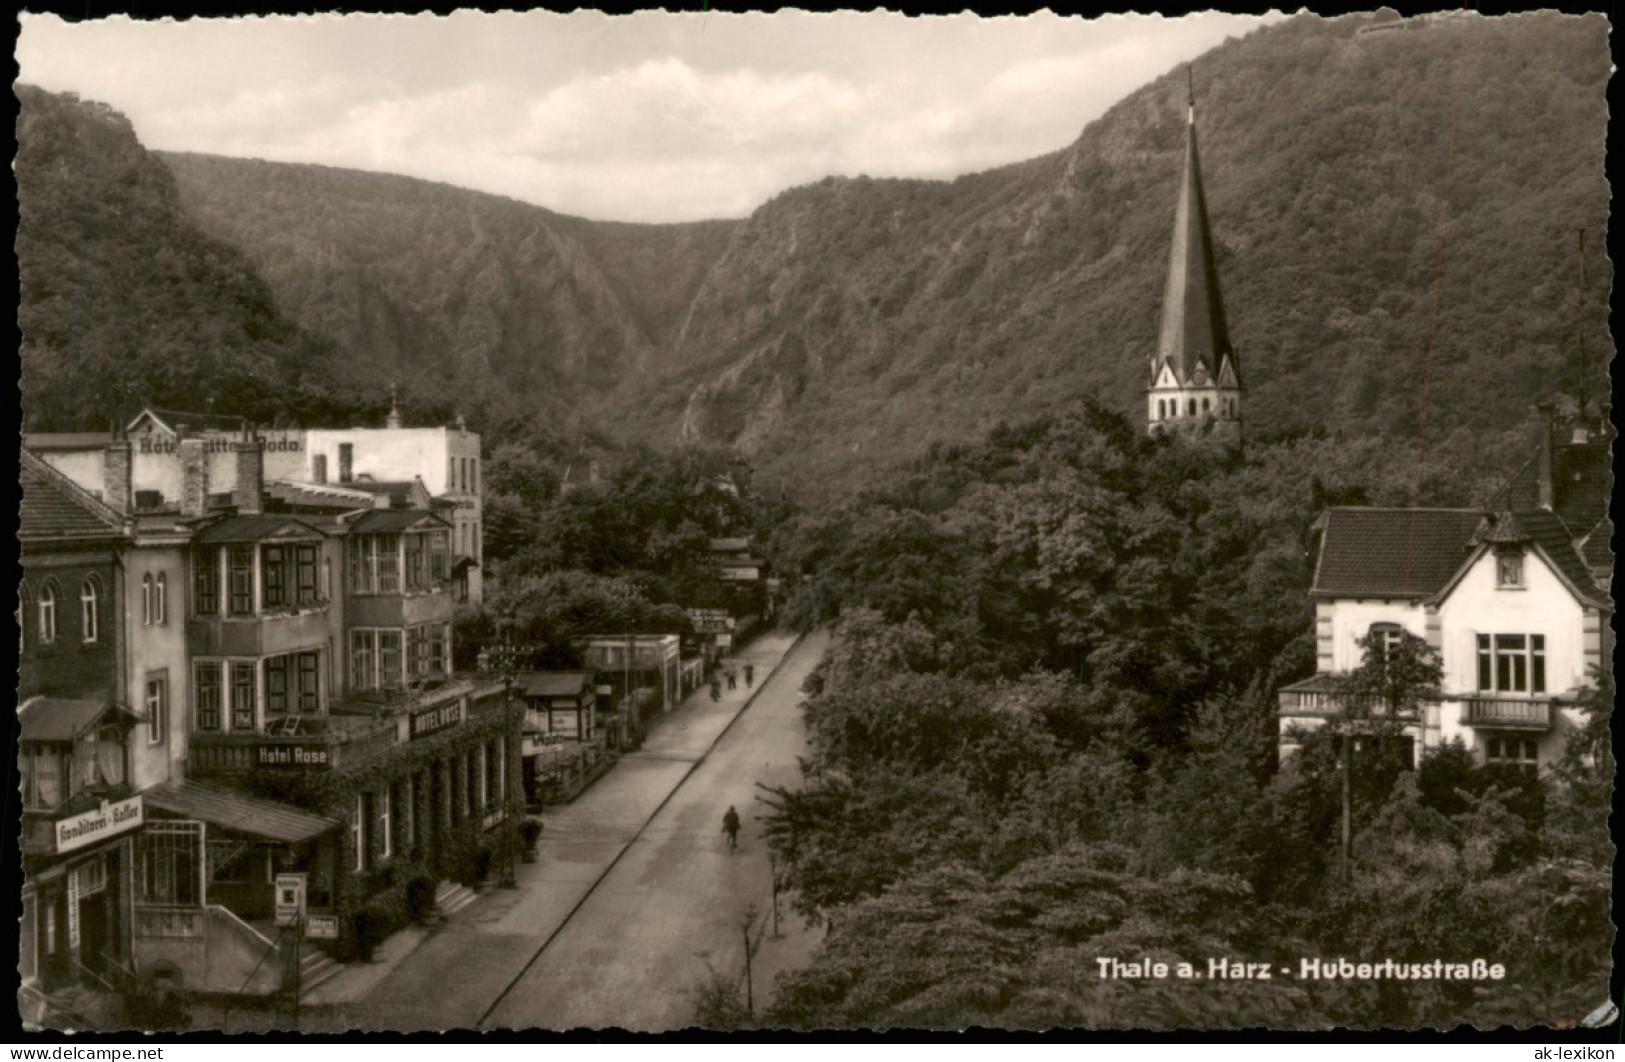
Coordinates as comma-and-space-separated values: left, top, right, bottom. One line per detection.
21, 12, 1611, 498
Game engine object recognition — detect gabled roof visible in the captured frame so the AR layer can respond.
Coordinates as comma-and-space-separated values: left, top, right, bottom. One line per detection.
1311, 508, 1484, 599
193, 514, 328, 544
19, 449, 127, 542
18, 697, 139, 742
1464, 509, 1608, 606
1150, 100, 1239, 391
515, 671, 593, 698
349, 509, 451, 534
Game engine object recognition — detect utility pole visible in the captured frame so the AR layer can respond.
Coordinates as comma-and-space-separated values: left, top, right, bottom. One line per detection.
739, 904, 757, 1016
768, 852, 780, 938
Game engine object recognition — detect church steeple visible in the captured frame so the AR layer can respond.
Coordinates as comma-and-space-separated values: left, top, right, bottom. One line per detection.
1147, 68, 1243, 445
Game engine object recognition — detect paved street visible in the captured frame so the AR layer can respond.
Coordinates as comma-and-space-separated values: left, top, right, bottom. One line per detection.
304, 628, 829, 1032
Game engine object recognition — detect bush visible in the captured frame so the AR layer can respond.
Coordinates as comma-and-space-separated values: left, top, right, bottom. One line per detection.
406, 875, 436, 922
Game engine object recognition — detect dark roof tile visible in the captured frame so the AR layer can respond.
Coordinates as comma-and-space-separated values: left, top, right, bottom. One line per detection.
1313, 508, 1483, 598
19, 450, 126, 541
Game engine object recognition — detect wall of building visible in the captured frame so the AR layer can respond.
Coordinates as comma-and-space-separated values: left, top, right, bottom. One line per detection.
124, 540, 190, 791
1320, 598, 1429, 673
20, 550, 122, 703
1436, 547, 1593, 698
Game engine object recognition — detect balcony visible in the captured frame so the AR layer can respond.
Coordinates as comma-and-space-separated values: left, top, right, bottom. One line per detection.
188, 605, 332, 658
1462, 697, 1553, 730
1277, 677, 1414, 722
189, 718, 403, 775
345, 584, 453, 629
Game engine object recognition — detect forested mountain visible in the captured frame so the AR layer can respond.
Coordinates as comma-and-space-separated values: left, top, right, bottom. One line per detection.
15, 85, 362, 432
19, 11, 1611, 498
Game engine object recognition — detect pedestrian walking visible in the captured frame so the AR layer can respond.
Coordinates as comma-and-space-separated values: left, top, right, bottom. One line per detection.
722, 806, 741, 852
710, 680, 721, 702
726, 669, 737, 690
744, 663, 755, 688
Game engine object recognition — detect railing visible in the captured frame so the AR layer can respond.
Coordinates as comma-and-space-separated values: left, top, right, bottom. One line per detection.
1463, 697, 1553, 729
334, 722, 402, 770
135, 905, 206, 939
208, 903, 277, 950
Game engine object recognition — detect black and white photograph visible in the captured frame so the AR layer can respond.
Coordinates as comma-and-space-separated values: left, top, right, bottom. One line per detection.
13, 6, 1615, 1036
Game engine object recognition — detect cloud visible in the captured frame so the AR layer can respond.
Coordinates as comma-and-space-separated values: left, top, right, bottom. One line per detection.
17, 10, 1284, 223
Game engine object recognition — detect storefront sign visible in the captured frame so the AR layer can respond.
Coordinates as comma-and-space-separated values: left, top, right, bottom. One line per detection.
715, 633, 733, 648
686, 609, 734, 634
254, 744, 331, 769
305, 914, 339, 940
67, 871, 81, 949
55, 796, 144, 855
275, 873, 307, 928
410, 700, 465, 741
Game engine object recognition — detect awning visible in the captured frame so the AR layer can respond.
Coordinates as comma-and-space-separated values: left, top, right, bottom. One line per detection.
18, 697, 140, 742
451, 554, 480, 573
144, 780, 338, 844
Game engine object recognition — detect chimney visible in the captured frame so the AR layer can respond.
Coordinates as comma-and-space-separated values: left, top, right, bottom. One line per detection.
179, 432, 210, 517
233, 428, 264, 515
103, 432, 133, 516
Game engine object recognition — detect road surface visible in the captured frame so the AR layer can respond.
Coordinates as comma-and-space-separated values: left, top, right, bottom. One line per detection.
327, 628, 829, 1032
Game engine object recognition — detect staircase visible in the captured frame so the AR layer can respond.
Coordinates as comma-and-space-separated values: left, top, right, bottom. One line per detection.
298, 942, 344, 999
430, 880, 478, 924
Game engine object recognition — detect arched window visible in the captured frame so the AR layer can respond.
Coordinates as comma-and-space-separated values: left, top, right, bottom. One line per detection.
81, 577, 101, 644
142, 573, 154, 626
1202, 397, 1210, 412
1188, 399, 1197, 416
155, 573, 167, 625
1367, 622, 1404, 669
38, 581, 58, 646
1156, 400, 1165, 419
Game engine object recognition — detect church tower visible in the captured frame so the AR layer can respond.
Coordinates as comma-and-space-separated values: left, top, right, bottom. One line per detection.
1146, 72, 1243, 446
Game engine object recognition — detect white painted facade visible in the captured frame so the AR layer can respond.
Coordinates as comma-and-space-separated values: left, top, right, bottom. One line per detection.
121, 529, 193, 792
33, 416, 485, 603
1282, 537, 1606, 768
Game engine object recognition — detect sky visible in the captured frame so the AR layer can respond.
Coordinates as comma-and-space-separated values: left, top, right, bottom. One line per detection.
17, 10, 1285, 224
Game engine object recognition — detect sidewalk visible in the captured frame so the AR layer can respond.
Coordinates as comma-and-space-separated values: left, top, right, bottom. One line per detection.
295, 630, 807, 1027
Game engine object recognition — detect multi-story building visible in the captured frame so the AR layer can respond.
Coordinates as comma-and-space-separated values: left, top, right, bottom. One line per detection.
25, 400, 485, 603
21, 427, 518, 1009
1277, 408, 1613, 768
19, 451, 145, 999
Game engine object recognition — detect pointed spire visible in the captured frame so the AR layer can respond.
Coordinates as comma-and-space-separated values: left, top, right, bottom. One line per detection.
1152, 70, 1238, 392
386, 380, 403, 429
